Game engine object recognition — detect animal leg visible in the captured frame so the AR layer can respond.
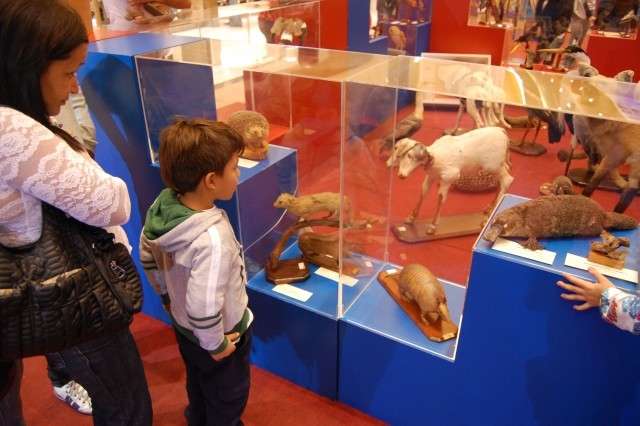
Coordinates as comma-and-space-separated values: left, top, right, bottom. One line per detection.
406, 175, 430, 224
479, 103, 492, 127
486, 103, 500, 126
427, 182, 452, 234
484, 165, 514, 217
531, 121, 542, 144
608, 169, 628, 190
497, 103, 511, 129
466, 99, 484, 128
450, 99, 465, 134
583, 155, 625, 197
614, 162, 640, 213
523, 235, 543, 251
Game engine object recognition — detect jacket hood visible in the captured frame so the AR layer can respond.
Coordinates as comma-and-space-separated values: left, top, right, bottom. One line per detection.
142, 188, 223, 252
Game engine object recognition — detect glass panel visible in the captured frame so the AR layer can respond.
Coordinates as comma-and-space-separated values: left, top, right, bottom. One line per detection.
136, 37, 640, 343
468, 0, 523, 28
592, 0, 639, 40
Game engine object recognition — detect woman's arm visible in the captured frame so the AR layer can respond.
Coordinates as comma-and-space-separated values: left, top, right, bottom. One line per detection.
0, 108, 130, 227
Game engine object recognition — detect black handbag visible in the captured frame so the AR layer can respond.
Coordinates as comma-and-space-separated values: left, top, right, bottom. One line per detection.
0, 203, 143, 360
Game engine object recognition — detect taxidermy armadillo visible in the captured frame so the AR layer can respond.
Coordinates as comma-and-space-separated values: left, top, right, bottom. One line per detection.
273, 192, 351, 222
483, 195, 638, 250
398, 264, 452, 325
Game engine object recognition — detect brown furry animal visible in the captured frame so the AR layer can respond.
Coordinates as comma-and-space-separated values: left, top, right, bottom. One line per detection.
577, 64, 640, 212
398, 264, 452, 325
484, 195, 638, 250
273, 192, 352, 223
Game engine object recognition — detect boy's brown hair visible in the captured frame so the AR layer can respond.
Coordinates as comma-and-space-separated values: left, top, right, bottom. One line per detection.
159, 118, 244, 194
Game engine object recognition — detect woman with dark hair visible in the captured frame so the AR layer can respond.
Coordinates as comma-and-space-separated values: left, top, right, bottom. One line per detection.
0, 1, 152, 425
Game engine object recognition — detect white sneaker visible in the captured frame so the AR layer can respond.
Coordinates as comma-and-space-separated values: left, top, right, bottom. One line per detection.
53, 380, 93, 415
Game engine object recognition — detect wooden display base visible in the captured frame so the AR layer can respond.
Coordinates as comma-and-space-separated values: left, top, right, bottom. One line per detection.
377, 271, 458, 342
266, 258, 310, 285
443, 127, 467, 136
302, 253, 361, 277
567, 168, 636, 193
587, 250, 627, 270
391, 213, 485, 243
509, 140, 547, 156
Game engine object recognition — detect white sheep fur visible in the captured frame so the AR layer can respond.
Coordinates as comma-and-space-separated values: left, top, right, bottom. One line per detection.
387, 127, 513, 232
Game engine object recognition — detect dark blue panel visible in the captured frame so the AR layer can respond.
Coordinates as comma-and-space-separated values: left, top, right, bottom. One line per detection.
237, 146, 297, 278
79, 50, 169, 322
89, 33, 199, 56
347, 0, 389, 54
338, 194, 640, 425
137, 58, 217, 162
247, 286, 338, 399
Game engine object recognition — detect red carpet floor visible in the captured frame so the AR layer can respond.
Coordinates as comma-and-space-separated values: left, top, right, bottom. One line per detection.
21, 314, 385, 425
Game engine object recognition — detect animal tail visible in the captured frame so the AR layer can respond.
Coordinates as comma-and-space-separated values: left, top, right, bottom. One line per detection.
604, 212, 638, 230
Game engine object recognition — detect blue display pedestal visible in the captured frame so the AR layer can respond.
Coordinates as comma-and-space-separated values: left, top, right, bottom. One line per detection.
347, 0, 388, 54
338, 194, 640, 425
247, 244, 376, 399
78, 33, 201, 323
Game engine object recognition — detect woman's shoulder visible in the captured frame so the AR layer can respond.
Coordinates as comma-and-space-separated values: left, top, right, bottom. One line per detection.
0, 107, 54, 139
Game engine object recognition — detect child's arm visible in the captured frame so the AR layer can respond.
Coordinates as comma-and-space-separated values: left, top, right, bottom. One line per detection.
557, 267, 640, 334
139, 235, 169, 306
185, 229, 236, 360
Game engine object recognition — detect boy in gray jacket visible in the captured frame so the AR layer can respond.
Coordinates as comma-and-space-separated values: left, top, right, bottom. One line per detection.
140, 118, 252, 426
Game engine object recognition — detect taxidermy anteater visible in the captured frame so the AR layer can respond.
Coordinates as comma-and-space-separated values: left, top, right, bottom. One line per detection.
483, 195, 638, 250
398, 264, 452, 325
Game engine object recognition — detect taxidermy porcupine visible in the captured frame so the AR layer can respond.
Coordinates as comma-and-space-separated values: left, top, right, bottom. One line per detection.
227, 111, 270, 161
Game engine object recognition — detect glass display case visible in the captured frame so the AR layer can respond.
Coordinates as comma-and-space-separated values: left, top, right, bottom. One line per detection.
468, 0, 522, 28
592, 0, 639, 39
369, 0, 433, 55
93, 0, 321, 46
135, 38, 640, 354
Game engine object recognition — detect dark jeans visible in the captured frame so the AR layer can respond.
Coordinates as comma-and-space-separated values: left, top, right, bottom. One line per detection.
175, 325, 252, 426
46, 328, 152, 426
46, 355, 70, 388
0, 361, 24, 426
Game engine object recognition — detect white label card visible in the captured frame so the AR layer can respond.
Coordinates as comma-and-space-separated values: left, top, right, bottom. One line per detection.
491, 238, 556, 265
314, 268, 358, 287
272, 284, 313, 302
564, 253, 638, 284
238, 158, 259, 169
386, 268, 399, 274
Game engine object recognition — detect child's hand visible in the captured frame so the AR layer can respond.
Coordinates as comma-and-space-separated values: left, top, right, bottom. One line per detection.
556, 267, 614, 311
211, 332, 240, 361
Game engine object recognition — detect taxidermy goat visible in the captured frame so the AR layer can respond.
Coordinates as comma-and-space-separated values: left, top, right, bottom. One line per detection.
273, 192, 351, 223
387, 127, 513, 233
483, 195, 638, 250
398, 264, 452, 325
227, 111, 270, 161
575, 64, 640, 212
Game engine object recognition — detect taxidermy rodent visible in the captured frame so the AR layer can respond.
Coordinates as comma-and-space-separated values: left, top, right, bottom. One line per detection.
273, 192, 351, 223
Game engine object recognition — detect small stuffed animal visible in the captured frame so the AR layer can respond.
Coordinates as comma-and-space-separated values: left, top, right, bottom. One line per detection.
398, 264, 452, 325
273, 192, 351, 223
388, 25, 406, 51
226, 111, 270, 161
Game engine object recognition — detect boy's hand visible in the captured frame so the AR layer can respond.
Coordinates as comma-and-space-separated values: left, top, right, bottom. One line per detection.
556, 267, 614, 311
211, 332, 240, 361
